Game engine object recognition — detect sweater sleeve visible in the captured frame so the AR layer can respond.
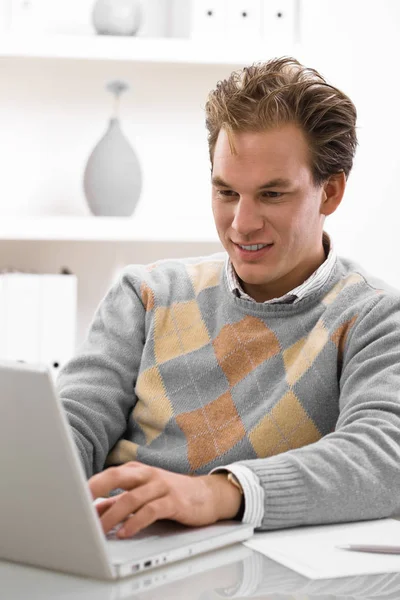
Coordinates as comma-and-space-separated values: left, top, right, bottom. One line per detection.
236, 293, 400, 530
57, 268, 146, 478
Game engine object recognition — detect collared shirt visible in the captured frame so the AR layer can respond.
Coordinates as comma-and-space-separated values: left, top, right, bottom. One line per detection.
225, 232, 336, 304
211, 232, 337, 527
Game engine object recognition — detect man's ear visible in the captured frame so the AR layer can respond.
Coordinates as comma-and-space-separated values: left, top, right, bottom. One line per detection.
320, 172, 346, 217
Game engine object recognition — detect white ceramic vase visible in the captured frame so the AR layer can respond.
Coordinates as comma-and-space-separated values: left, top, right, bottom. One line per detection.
83, 81, 143, 217
92, 0, 142, 36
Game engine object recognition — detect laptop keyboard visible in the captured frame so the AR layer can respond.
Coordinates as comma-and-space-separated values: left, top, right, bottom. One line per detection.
106, 524, 161, 543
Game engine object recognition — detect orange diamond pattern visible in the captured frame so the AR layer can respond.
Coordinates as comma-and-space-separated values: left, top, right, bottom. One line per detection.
331, 316, 357, 363
141, 281, 155, 311
176, 391, 246, 471
213, 316, 281, 387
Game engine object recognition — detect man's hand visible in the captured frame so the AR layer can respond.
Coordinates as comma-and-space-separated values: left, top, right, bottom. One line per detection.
89, 462, 242, 538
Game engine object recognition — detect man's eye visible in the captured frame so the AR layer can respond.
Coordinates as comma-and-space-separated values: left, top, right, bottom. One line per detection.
262, 191, 282, 198
217, 190, 237, 197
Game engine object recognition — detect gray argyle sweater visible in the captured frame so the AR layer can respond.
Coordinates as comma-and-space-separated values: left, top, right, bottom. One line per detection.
58, 252, 400, 530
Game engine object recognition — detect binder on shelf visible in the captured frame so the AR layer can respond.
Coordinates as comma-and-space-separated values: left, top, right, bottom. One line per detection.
2, 273, 42, 365
0, 272, 77, 380
190, 0, 228, 39
260, 0, 296, 46
38, 274, 77, 381
225, 0, 262, 39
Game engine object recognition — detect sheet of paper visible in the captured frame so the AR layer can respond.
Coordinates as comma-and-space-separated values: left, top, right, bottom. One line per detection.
245, 518, 400, 579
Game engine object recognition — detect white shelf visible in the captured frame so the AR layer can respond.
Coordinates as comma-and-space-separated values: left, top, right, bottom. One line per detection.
0, 216, 220, 243
0, 33, 296, 66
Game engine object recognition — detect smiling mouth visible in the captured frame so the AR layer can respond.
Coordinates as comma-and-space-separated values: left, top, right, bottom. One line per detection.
235, 243, 273, 252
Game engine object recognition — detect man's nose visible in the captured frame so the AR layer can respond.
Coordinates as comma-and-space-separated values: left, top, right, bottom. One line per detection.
231, 198, 264, 236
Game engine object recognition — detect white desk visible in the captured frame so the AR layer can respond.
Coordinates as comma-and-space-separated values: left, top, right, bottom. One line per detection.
2, 543, 400, 599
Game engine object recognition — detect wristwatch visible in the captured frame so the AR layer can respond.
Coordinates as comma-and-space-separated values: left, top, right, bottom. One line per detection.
226, 472, 245, 520
227, 472, 243, 495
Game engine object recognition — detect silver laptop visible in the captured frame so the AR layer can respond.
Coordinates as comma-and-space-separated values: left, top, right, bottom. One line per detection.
0, 360, 253, 580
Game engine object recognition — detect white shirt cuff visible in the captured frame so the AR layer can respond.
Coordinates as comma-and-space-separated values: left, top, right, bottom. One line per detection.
209, 464, 264, 528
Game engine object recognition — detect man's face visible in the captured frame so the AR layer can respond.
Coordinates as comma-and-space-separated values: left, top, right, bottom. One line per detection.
211, 125, 331, 302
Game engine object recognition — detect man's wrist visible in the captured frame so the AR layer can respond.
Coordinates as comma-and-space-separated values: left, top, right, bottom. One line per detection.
203, 473, 244, 521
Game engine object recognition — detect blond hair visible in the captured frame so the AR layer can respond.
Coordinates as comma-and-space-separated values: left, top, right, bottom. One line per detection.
205, 57, 357, 185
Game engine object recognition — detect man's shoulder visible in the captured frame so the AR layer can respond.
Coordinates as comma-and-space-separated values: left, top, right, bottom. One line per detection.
333, 256, 400, 306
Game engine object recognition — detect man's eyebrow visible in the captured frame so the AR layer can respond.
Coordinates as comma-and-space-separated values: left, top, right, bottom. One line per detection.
211, 176, 231, 187
211, 176, 292, 189
258, 178, 292, 189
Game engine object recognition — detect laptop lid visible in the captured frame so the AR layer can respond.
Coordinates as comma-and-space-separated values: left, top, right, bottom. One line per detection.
0, 361, 253, 580
0, 360, 113, 579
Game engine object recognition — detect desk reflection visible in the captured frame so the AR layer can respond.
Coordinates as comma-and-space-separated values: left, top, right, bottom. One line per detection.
2, 542, 400, 600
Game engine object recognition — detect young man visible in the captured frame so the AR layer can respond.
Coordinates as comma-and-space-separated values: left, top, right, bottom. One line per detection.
58, 57, 400, 539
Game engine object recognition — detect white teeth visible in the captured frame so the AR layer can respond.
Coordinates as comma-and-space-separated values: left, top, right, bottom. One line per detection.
239, 244, 269, 251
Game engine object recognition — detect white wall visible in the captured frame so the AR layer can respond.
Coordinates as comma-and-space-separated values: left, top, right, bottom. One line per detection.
1, 0, 400, 343
298, 0, 400, 286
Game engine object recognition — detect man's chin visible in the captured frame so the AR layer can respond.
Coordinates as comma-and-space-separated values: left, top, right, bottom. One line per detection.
232, 261, 271, 283
235, 272, 272, 291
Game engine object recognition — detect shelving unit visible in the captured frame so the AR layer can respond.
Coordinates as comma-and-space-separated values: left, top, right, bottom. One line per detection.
0, 32, 297, 66
0, 216, 219, 242
0, 28, 297, 244
0, 1, 298, 341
